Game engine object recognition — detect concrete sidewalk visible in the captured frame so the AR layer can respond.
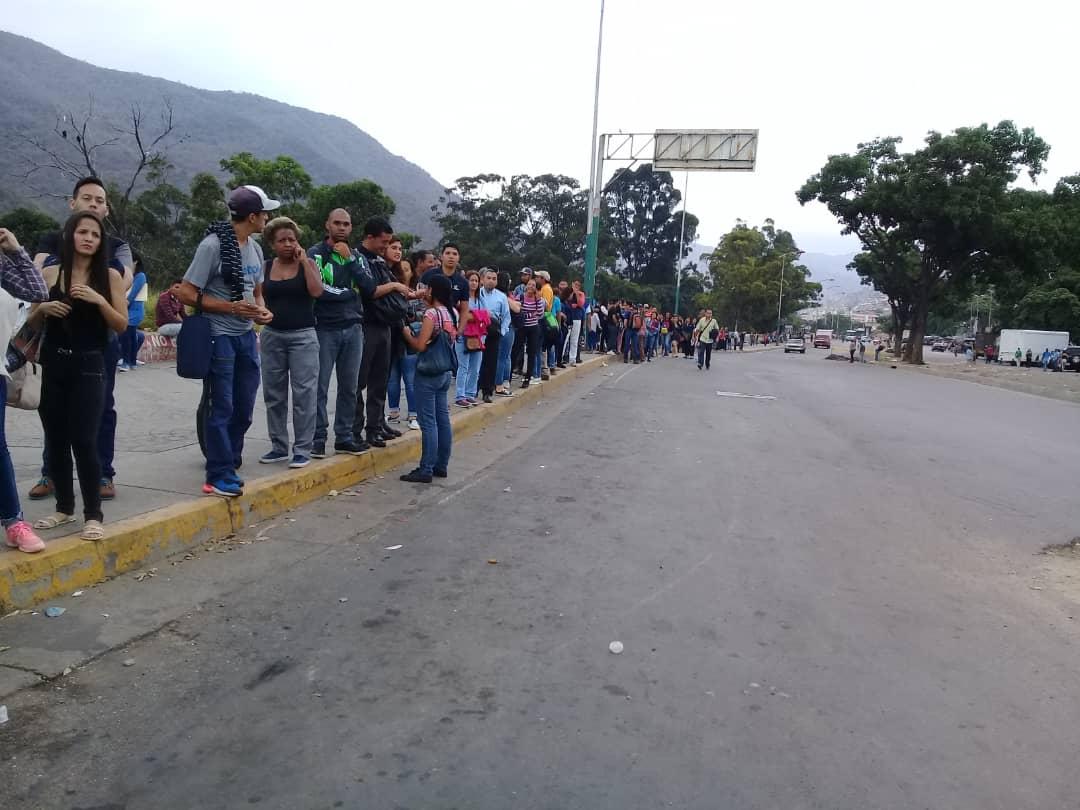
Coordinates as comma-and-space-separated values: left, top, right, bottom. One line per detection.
0, 355, 605, 611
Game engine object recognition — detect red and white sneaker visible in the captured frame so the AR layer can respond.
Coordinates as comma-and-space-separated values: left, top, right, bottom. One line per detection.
5, 521, 45, 553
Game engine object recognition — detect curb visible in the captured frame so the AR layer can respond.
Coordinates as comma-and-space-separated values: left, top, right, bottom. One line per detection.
0, 358, 605, 612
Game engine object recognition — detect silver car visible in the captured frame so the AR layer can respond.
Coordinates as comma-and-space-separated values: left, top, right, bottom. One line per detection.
784, 336, 806, 354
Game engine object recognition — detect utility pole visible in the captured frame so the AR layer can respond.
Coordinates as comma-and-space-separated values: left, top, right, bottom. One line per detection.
582, 0, 606, 302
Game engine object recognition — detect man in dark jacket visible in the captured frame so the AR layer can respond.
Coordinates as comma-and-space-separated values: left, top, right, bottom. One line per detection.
351, 218, 413, 449
308, 208, 368, 457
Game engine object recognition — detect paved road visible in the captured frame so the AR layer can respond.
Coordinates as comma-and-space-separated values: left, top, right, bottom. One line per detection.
2, 350, 1079, 809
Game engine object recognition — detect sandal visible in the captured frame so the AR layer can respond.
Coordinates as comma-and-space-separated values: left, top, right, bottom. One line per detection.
81, 520, 105, 541
33, 513, 76, 530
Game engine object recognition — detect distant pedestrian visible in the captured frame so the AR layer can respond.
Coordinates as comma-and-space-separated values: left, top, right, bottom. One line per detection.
849, 337, 856, 363
693, 309, 719, 370
1025, 348, 1033, 368
858, 340, 866, 363
874, 343, 884, 361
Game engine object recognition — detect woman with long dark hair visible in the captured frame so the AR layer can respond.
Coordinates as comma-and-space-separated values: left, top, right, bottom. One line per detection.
400, 274, 458, 483
517, 279, 545, 389
29, 212, 126, 540
387, 246, 420, 430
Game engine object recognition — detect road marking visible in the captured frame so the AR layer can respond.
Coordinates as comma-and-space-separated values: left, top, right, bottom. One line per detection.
611, 365, 639, 387
716, 391, 776, 400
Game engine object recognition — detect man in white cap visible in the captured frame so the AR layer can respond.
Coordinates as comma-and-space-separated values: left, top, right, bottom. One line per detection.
177, 185, 277, 497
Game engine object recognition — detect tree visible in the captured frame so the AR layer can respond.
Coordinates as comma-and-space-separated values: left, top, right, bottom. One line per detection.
15, 96, 181, 243
301, 179, 395, 243
432, 174, 525, 269
799, 123, 1049, 363
0, 207, 60, 253
219, 152, 313, 208
698, 221, 819, 331
603, 164, 698, 285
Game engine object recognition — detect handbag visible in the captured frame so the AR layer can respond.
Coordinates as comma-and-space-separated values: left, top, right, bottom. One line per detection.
6, 361, 41, 410
369, 291, 410, 327
176, 292, 214, 380
416, 309, 458, 376
6, 320, 42, 373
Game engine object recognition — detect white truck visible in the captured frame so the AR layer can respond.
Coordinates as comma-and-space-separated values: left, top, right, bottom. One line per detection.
998, 329, 1070, 365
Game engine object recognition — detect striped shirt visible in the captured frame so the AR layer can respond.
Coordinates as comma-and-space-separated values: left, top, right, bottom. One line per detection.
520, 296, 545, 327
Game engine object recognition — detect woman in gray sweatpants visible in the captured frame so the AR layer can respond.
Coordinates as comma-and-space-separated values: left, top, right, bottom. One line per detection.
259, 218, 324, 468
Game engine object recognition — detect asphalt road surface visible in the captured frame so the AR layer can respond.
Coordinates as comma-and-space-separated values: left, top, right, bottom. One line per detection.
3, 349, 1079, 810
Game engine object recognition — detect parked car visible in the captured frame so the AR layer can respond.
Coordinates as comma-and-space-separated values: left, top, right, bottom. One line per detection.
784, 336, 806, 354
1064, 346, 1080, 372
931, 340, 949, 352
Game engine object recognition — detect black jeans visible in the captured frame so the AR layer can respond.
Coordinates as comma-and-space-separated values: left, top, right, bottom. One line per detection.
40, 349, 105, 520
521, 325, 541, 380
697, 342, 712, 369
479, 330, 501, 396
354, 321, 391, 440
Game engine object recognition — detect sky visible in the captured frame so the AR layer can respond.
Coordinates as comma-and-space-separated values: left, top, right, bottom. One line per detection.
6, 0, 1079, 256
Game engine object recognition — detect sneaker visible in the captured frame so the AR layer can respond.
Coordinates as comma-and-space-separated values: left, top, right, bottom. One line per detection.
311, 443, 327, 459
288, 455, 310, 469
5, 521, 45, 553
207, 478, 242, 497
540, 370, 550, 381
520, 379, 530, 389
136, 359, 146, 366
117, 363, 130, 373
387, 411, 401, 423
335, 440, 368, 455
408, 418, 420, 430
366, 434, 387, 448
482, 394, 493, 404
227, 471, 245, 487
432, 468, 448, 478
99, 477, 116, 501
466, 397, 479, 405
259, 450, 290, 464
399, 469, 432, 483
454, 398, 472, 408
496, 388, 514, 397
28, 477, 53, 500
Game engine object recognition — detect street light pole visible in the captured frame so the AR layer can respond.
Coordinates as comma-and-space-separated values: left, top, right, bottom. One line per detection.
674, 170, 689, 315
776, 253, 789, 337
582, 0, 606, 302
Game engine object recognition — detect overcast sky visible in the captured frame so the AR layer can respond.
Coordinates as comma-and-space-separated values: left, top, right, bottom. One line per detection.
6, 0, 1078, 255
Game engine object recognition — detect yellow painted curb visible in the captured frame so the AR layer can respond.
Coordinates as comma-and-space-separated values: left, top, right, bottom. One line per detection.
0, 357, 605, 611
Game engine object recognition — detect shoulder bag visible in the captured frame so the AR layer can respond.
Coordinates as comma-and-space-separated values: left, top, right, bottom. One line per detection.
416, 309, 459, 376
176, 291, 214, 379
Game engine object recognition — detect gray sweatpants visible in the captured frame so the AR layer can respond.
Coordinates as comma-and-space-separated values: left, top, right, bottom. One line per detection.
261, 327, 319, 458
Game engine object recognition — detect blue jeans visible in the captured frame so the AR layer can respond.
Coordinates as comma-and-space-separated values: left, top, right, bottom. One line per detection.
497, 325, 514, 386
314, 324, 363, 446
414, 371, 452, 475
662, 333, 672, 355
646, 333, 657, 358
455, 337, 483, 400
121, 325, 144, 366
0, 378, 23, 526
204, 331, 261, 483
387, 352, 417, 417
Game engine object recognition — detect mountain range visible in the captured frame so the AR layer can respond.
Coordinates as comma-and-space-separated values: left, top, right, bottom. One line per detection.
0, 31, 445, 243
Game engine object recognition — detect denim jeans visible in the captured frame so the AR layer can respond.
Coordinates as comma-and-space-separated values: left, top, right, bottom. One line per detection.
204, 331, 261, 483
645, 333, 657, 359
497, 325, 514, 386
314, 324, 362, 446
387, 351, 417, 417
0, 378, 23, 526
121, 325, 145, 366
455, 337, 483, 400
414, 370, 452, 476
261, 327, 319, 458
697, 342, 713, 369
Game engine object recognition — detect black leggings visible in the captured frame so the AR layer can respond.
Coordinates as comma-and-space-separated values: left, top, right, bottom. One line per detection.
479, 330, 501, 396
40, 350, 105, 520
